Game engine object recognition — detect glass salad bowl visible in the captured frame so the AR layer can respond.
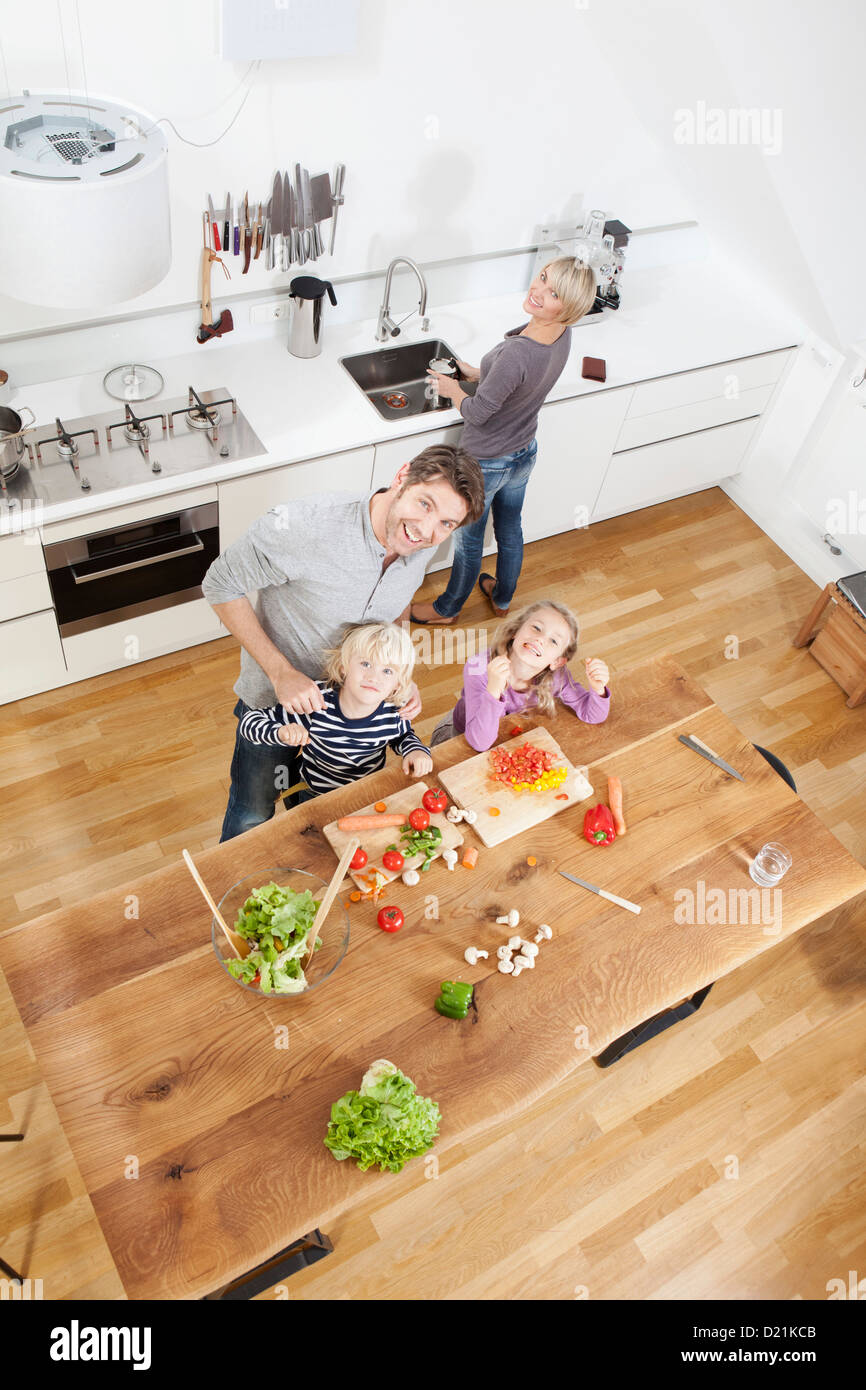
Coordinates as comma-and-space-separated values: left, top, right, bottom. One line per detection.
211, 866, 350, 998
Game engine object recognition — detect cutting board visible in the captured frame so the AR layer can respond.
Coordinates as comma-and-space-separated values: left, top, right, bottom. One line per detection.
322, 782, 464, 890
438, 728, 594, 848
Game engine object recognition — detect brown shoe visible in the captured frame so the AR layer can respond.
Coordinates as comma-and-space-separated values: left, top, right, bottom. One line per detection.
479, 573, 509, 617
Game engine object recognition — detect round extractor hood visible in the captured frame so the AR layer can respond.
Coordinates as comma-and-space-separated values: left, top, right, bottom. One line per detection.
0, 90, 171, 308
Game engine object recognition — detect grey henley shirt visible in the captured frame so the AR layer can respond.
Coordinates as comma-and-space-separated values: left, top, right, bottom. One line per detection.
459, 323, 572, 460
201, 488, 430, 708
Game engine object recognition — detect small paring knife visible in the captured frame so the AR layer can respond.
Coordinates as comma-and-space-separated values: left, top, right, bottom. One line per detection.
559, 871, 641, 915
678, 734, 745, 781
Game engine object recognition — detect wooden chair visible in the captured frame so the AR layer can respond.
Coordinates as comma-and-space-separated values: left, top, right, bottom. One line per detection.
793, 580, 866, 708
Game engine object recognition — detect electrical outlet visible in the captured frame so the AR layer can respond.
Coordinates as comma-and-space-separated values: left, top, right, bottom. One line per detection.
250, 300, 290, 324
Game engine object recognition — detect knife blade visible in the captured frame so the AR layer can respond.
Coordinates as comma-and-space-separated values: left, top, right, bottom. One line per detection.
253, 202, 263, 259
294, 163, 307, 265
678, 734, 745, 781
310, 171, 332, 256
270, 172, 283, 271
286, 168, 298, 267
242, 193, 252, 275
558, 871, 641, 915
223, 191, 231, 257
301, 166, 318, 260
329, 162, 345, 255
207, 195, 220, 251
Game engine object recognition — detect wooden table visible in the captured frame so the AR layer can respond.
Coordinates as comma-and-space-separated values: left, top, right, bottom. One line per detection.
3, 654, 865, 1300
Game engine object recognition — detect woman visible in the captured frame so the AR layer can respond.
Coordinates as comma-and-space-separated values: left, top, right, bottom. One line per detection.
409, 257, 598, 625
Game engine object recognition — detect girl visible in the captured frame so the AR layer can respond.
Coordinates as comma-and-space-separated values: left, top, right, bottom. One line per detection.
410, 257, 598, 625
432, 600, 610, 752
239, 622, 433, 800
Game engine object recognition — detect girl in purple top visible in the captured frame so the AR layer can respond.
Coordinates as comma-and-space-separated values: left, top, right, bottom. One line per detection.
432, 600, 610, 752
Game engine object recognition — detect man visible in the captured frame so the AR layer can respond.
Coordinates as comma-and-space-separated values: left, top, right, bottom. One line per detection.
202, 444, 484, 840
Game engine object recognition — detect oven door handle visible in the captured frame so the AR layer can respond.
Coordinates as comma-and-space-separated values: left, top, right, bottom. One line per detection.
70, 533, 205, 584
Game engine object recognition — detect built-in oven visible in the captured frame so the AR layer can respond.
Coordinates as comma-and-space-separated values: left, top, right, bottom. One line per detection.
45, 502, 220, 638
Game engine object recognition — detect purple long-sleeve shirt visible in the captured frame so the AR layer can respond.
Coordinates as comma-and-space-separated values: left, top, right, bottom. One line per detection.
452, 651, 610, 751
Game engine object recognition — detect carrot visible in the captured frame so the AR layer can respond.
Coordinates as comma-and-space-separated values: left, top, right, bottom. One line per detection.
337, 813, 405, 831
607, 775, 626, 836
526, 856, 537, 867
462, 846, 479, 869
374, 802, 387, 813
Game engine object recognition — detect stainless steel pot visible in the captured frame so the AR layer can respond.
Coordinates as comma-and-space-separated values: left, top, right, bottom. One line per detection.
0, 405, 36, 478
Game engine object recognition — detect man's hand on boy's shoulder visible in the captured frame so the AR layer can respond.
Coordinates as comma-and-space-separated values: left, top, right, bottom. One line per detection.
396, 681, 422, 721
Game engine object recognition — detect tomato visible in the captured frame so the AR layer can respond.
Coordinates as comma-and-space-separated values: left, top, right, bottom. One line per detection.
382, 848, 404, 872
422, 788, 448, 814
251, 972, 261, 986
377, 905, 404, 933
408, 807, 430, 831
350, 847, 368, 871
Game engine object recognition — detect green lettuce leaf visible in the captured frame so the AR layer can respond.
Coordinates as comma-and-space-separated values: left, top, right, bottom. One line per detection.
323, 1060, 440, 1173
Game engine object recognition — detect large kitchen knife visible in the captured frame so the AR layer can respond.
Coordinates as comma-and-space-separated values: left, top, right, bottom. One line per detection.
329, 163, 345, 255
207, 194, 220, 251
301, 166, 318, 260
293, 164, 306, 265
282, 170, 293, 270
678, 734, 745, 781
558, 871, 641, 915
270, 172, 283, 271
310, 171, 332, 256
223, 192, 231, 258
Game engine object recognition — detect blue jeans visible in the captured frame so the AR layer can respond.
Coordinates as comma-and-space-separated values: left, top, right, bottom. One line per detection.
220, 698, 301, 842
433, 439, 538, 618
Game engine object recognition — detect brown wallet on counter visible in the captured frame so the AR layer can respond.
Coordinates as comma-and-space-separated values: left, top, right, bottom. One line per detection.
582, 356, 606, 382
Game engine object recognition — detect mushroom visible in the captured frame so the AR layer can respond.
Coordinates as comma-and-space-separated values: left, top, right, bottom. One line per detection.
507, 934, 522, 951
511, 960, 524, 977
464, 946, 489, 965
520, 941, 539, 958
497, 957, 515, 974
497, 910, 520, 929
496, 944, 513, 961
402, 869, 421, 886
442, 848, 459, 871
513, 952, 534, 970
462, 809, 478, 825
534, 924, 553, 943
446, 806, 464, 823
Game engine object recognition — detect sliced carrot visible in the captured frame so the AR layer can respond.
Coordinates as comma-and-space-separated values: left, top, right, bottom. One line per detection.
349, 891, 362, 902
374, 801, 387, 813
555, 793, 569, 800
526, 856, 537, 867
462, 846, 479, 869
608, 775, 626, 836
488, 806, 501, 816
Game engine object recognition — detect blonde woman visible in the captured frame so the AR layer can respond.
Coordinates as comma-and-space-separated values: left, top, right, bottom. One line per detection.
410, 258, 598, 626
431, 600, 610, 752
239, 622, 433, 800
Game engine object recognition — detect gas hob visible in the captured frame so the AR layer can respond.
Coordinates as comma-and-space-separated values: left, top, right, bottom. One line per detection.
0, 386, 267, 513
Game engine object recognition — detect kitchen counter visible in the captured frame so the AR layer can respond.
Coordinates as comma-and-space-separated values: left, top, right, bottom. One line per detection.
11, 252, 804, 530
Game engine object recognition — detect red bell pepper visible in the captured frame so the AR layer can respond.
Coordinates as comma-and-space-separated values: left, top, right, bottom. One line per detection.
583, 803, 616, 846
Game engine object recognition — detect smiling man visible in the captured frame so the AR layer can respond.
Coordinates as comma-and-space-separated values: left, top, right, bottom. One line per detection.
202, 444, 484, 840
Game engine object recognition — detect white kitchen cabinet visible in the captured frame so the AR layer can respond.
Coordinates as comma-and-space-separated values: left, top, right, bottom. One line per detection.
593, 416, 761, 520
524, 387, 632, 542
62, 598, 223, 685
218, 446, 375, 548
0, 528, 46, 583
0, 569, 52, 623
0, 609, 67, 703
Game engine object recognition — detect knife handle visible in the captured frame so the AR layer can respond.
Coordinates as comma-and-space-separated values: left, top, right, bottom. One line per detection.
690, 734, 720, 759
243, 238, 252, 275
233, 225, 239, 256
223, 220, 230, 252
212, 220, 221, 252
254, 226, 263, 259
598, 888, 641, 915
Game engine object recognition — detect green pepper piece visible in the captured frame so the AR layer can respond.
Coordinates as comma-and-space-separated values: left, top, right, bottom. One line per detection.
435, 997, 468, 1019
441, 980, 473, 1003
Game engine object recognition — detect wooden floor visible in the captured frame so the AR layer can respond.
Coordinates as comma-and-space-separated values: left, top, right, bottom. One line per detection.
2, 485, 865, 1300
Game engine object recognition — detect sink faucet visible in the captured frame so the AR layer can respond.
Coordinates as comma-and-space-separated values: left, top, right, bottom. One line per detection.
376, 257, 430, 342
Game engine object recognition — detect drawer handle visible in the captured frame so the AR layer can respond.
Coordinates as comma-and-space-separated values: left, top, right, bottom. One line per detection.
70, 534, 204, 584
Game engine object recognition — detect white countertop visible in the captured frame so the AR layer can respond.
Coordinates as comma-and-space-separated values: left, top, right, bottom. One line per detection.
13, 252, 805, 529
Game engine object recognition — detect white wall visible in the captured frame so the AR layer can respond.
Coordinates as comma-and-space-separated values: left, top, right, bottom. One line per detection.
0, 0, 695, 335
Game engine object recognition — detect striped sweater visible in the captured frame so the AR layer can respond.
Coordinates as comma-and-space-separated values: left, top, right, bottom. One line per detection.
238, 682, 430, 795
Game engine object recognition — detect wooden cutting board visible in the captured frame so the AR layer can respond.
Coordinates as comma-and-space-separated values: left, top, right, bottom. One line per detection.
322, 782, 464, 890
438, 727, 594, 848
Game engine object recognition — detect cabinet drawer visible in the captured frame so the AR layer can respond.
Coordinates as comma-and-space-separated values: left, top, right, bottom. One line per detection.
0, 529, 46, 583
626, 349, 792, 419
593, 416, 760, 520
0, 569, 52, 622
62, 598, 224, 683
615, 385, 771, 452
0, 609, 67, 704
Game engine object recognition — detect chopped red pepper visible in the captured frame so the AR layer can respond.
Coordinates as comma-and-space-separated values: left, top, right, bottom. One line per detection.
583, 803, 617, 846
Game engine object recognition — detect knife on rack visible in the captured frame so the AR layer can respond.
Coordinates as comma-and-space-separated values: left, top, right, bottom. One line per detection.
310, 171, 332, 256
207, 195, 220, 251
288, 167, 301, 267
269, 172, 283, 271
678, 734, 745, 781
329, 163, 345, 255
301, 167, 317, 260
223, 191, 231, 259
242, 192, 252, 274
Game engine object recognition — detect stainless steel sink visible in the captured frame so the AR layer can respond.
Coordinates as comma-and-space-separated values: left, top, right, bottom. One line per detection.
339, 339, 474, 420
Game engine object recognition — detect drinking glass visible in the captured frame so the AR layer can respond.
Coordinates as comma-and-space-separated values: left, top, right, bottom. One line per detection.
748, 842, 792, 887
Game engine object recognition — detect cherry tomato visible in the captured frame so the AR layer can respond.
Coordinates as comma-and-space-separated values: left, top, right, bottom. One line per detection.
350, 847, 368, 871
377, 905, 404, 933
251, 972, 261, 986
422, 788, 448, 814
408, 807, 430, 831
382, 848, 404, 872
